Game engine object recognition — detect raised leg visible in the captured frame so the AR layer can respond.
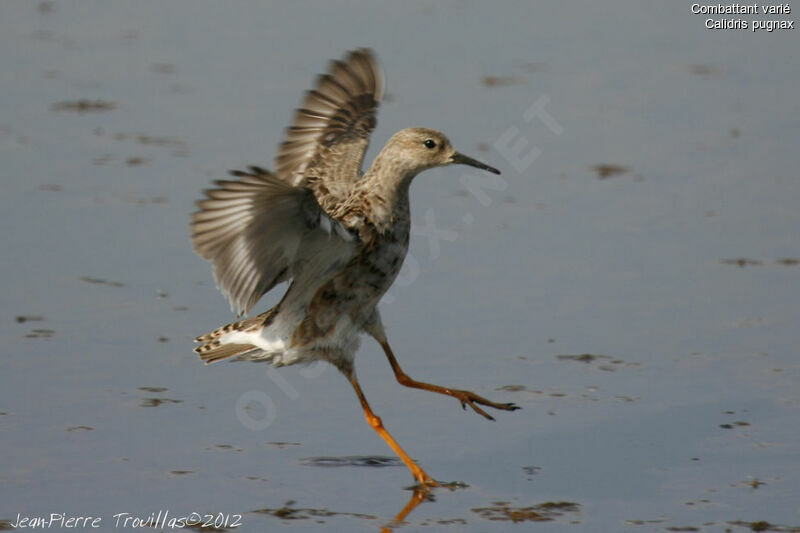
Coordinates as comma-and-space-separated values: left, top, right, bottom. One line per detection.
348, 373, 438, 489
379, 340, 520, 421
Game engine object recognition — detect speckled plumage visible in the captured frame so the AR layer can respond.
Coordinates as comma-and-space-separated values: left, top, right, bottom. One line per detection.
190, 49, 516, 488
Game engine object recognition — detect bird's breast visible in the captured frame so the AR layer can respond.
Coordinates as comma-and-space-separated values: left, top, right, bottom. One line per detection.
363, 233, 409, 285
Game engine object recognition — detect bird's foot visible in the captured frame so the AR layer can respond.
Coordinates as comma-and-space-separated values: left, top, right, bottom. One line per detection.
415, 473, 440, 490
452, 389, 520, 421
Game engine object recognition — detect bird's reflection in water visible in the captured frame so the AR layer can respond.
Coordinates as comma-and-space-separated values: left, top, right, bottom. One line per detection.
292, 457, 466, 529
379, 480, 466, 532
380, 487, 430, 532
253, 479, 467, 529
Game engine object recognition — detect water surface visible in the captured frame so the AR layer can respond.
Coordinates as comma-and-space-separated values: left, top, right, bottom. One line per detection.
2, 2, 798, 531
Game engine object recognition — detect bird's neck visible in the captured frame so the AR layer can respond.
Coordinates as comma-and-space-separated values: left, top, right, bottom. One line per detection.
359, 153, 417, 233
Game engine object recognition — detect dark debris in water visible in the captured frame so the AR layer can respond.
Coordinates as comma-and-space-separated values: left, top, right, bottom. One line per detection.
482, 75, 525, 87
16, 315, 45, 323
138, 386, 168, 393
472, 501, 580, 523
558, 353, 600, 363
626, 519, 799, 532
419, 517, 468, 526
626, 518, 668, 527
556, 353, 639, 371
51, 99, 117, 113
481, 62, 543, 88
727, 520, 800, 532
125, 156, 149, 167
721, 258, 763, 267
495, 384, 604, 401
66, 425, 94, 432
253, 500, 377, 522
522, 465, 542, 479
497, 384, 527, 392
80, 276, 125, 287
140, 398, 183, 408
112, 132, 185, 148
299, 456, 402, 468
208, 444, 242, 452
719, 421, 750, 429
683, 498, 712, 507
87, 130, 188, 167
591, 164, 629, 179
268, 441, 302, 448
616, 395, 640, 403
721, 258, 799, 267
107, 131, 188, 157
25, 328, 55, 339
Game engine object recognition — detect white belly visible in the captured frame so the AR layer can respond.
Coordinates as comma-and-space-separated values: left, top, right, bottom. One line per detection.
220, 307, 364, 367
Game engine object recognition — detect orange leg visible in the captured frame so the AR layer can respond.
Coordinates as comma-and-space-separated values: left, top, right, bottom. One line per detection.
379, 340, 520, 421
348, 374, 438, 489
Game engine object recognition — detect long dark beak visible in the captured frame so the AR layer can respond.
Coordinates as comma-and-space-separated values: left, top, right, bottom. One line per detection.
450, 152, 501, 175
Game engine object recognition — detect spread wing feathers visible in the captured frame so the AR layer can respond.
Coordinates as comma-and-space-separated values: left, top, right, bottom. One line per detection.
275, 48, 384, 190
191, 166, 357, 316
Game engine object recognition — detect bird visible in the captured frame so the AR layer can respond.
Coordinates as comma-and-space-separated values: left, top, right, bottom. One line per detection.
190, 49, 518, 488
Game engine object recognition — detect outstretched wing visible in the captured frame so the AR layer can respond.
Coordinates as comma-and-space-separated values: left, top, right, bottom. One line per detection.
191, 49, 382, 316
191, 167, 357, 316
276, 48, 384, 203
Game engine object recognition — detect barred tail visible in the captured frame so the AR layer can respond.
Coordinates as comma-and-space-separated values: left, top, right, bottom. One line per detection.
193, 310, 275, 364
194, 340, 263, 364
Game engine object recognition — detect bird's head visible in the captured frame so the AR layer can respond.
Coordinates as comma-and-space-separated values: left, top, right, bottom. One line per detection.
381, 127, 500, 179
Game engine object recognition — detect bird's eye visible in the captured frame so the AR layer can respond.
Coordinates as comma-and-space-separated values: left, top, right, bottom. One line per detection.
423, 139, 436, 149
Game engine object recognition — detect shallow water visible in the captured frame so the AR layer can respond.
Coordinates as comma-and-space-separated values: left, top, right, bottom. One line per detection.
2, 1, 799, 531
